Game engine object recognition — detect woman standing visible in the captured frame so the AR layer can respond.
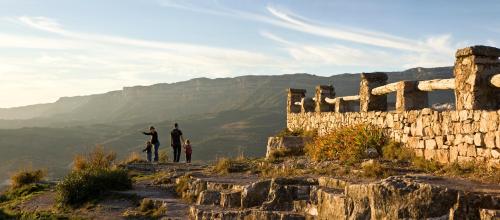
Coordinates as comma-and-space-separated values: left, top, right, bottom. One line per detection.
142, 126, 160, 163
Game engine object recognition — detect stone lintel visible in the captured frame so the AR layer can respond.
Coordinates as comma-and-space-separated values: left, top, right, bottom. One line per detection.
455, 45, 500, 58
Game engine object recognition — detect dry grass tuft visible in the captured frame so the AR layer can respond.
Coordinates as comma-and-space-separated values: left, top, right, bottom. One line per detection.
10, 168, 46, 189
72, 145, 117, 171
124, 152, 146, 164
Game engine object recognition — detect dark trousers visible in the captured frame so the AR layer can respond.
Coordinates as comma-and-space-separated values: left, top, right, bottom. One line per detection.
153, 142, 160, 162
186, 153, 191, 163
173, 144, 181, 162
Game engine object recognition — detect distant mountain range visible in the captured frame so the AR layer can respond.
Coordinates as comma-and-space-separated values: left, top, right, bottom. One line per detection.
0, 66, 455, 185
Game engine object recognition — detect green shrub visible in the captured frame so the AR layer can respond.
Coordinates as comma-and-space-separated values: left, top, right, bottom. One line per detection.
2, 183, 48, 201
361, 160, 387, 178
412, 157, 441, 172
305, 124, 388, 164
211, 157, 250, 174
56, 168, 131, 206
382, 141, 413, 161
10, 169, 46, 189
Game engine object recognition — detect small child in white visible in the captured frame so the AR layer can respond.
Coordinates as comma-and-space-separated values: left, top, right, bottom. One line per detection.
142, 141, 153, 162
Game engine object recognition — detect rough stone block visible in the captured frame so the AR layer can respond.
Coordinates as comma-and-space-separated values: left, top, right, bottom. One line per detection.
449, 146, 458, 162
425, 139, 437, 149
435, 136, 444, 148
474, 133, 483, 147
484, 132, 496, 149
424, 149, 435, 160
466, 145, 477, 157
492, 149, 500, 159
458, 144, 468, 156
463, 134, 474, 145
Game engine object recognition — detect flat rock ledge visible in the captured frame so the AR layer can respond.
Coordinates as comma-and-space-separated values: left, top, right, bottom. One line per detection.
178, 174, 499, 219
125, 163, 499, 219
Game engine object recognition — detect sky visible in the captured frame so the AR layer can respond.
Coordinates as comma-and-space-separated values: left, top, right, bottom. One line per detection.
0, 0, 499, 108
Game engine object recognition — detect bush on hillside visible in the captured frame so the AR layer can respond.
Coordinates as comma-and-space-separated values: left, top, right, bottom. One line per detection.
10, 168, 46, 189
56, 168, 131, 206
58, 146, 131, 206
305, 124, 389, 164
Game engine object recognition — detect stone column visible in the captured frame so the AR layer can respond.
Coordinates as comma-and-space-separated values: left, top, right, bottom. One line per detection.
315, 85, 335, 112
454, 45, 500, 110
360, 72, 388, 112
335, 98, 357, 113
396, 81, 428, 111
287, 88, 305, 114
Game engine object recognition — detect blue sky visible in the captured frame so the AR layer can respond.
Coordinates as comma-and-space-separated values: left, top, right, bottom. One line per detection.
0, 0, 499, 107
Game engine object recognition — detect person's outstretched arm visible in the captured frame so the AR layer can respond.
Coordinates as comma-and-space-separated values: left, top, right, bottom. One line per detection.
143, 132, 152, 135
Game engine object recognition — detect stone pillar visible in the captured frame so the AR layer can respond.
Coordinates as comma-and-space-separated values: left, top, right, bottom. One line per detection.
335, 98, 357, 113
287, 88, 305, 114
360, 72, 388, 112
301, 97, 315, 113
315, 85, 335, 112
454, 45, 500, 110
396, 81, 428, 111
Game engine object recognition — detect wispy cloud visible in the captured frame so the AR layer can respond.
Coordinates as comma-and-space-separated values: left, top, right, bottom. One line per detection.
0, 16, 297, 107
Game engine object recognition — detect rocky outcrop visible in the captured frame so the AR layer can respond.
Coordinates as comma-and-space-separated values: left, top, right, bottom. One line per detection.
179, 174, 500, 220
266, 136, 310, 159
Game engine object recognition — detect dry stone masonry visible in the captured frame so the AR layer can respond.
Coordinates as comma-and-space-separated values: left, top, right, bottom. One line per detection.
287, 45, 500, 167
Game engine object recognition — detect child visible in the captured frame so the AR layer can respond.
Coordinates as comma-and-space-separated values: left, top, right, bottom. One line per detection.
142, 141, 153, 163
184, 139, 192, 163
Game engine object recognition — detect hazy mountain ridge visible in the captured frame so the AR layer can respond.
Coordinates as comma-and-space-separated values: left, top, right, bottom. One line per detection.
0, 67, 453, 128
0, 67, 454, 185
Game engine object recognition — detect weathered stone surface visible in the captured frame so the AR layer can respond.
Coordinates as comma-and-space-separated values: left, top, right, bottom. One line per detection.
261, 179, 315, 211
316, 188, 347, 220
196, 190, 221, 205
241, 180, 271, 208
266, 136, 309, 159
220, 190, 242, 208
346, 176, 458, 219
317, 177, 348, 189
480, 209, 500, 220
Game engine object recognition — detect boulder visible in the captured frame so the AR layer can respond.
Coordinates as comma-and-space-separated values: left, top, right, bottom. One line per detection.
241, 180, 272, 208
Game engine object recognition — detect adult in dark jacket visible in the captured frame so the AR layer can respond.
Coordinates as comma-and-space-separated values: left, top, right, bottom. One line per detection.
142, 126, 160, 162
170, 123, 184, 162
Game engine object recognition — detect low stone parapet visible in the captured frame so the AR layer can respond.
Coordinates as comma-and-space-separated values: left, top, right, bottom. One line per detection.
287, 109, 500, 167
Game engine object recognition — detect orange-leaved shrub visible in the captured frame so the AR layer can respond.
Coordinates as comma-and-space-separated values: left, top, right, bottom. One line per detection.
305, 124, 389, 164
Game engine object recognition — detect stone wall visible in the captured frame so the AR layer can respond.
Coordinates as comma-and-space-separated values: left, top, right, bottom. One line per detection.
287, 109, 500, 166
285, 45, 500, 167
